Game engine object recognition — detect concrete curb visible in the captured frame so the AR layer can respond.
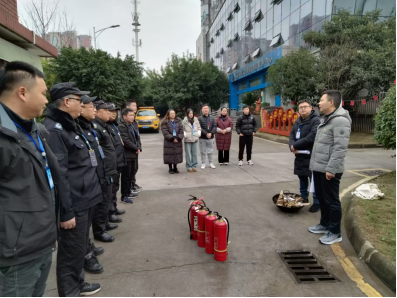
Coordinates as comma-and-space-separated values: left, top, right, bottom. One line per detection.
255, 132, 382, 148
344, 194, 396, 292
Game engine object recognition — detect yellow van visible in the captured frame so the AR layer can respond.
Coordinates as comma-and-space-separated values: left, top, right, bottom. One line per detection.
136, 106, 160, 133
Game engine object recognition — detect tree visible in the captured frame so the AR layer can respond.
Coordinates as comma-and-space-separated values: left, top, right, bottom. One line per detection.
143, 54, 229, 113
304, 10, 396, 99
267, 48, 322, 106
374, 85, 396, 150
43, 47, 143, 102
242, 92, 259, 107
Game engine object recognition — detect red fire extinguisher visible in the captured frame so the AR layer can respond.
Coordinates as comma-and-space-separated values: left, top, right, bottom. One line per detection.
205, 211, 218, 254
214, 216, 229, 262
188, 196, 206, 240
197, 206, 210, 247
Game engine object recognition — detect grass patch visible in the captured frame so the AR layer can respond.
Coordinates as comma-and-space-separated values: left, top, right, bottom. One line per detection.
353, 171, 396, 263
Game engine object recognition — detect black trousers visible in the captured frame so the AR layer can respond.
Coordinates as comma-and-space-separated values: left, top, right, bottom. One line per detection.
92, 180, 112, 237
238, 135, 253, 161
121, 159, 138, 198
313, 171, 343, 234
57, 208, 90, 297
109, 171, 121, 216
218, 150, 230, 163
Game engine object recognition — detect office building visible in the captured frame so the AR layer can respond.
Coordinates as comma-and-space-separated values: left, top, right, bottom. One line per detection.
197, 0, 396, 111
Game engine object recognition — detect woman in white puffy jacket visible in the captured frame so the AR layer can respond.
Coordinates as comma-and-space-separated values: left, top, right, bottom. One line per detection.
182, 108, 201, 172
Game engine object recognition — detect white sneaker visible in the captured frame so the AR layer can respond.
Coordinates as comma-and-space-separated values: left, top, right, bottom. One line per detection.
248, 160, 254, 166
238, 160, 243, 166
201, 164, 206, 170
209, 163, 216, 169
224, 162, 229, 166
219, 163, 224, 166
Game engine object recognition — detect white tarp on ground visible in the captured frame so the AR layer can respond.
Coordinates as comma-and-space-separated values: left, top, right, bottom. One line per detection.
352, 184, 385, 200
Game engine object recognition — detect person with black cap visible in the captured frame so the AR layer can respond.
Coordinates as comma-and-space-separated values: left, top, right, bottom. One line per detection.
78, 95, 107, 275
91, 100, 121, 242
43, 82, 102, 296
0, 61, 61, 296
107, 102, 127, 219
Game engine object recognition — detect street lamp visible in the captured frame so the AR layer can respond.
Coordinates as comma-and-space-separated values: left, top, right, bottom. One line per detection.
93, 25, 120, 49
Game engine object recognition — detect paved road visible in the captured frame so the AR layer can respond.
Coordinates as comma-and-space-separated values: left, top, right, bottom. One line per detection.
45, 132, 396, 297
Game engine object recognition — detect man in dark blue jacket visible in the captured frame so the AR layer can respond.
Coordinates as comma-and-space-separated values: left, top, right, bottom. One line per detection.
0, 61, 60, 297
289, 100, 320, 212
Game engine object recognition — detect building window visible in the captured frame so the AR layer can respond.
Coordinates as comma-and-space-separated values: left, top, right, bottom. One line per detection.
282, 0, 291, 19
243, 54, 250, 64
300, 0, 312, 32
249, 77, 262, 88
210, 37, 214, 43
290, 8, 300, 38
227, 66, 231, 73
254, 9, 264, 22
220, 47, 224, 54
233, 3, 240, 13
376, 0, 396, 17
216, 52, 220, 58
244, 20, 253, 31
220, 23, 225, 30
227, 12, 233, 21
269, 33, 283, 47
216, 30, 220, 36
313, 0, 326, 24
232, 62, 238, 70
252, 47, 261, 58
234, 33, 240, 41
333, 0, 356, 14
274, 1, 282, 25
291, 0, 300, 13
227, 39, 233, 47
238, 82, 246, 91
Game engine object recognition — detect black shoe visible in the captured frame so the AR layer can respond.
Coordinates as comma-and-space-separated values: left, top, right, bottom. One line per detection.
106, 223, 118, 231
94, 232, 115, 242
169, 169, 174, 174
109, 215, 122, 223
84, 255, 103, 274
90, 242, 104, 257
116, 209, 125, 215
129, 192, 138, 198
135, 184, 143, 190
302, 198, 309, 204
309, 203, 320, 212
81, 282, 101, 296
173, 168, 180, 174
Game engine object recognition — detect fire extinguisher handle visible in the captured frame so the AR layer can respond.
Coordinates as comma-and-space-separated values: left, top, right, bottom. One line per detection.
188, 205, 192, 234
187, 195, 198, 201
224, 217, 230, 247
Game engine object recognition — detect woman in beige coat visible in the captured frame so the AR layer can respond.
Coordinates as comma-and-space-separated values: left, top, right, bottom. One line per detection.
182, 109, 201, 172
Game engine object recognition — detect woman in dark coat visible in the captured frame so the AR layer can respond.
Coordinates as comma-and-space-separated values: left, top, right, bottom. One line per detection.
215, 107, 233, 165
161, 109, 184, 174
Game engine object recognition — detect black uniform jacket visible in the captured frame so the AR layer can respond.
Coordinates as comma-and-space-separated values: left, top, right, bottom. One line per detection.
43, 104, 102, 221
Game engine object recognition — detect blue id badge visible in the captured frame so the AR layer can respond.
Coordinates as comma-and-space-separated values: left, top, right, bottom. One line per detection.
46, 167, 54, 189
296, 131, 301, 139
192, 129, 195, 136
98, 146, 105, 159
173, 130, 176, 137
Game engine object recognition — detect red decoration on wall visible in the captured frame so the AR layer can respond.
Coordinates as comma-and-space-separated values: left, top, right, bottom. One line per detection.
361, 99, 366, 105
373, 95, 378, 101
350, 101, 355, 106
291, 101, 296, 105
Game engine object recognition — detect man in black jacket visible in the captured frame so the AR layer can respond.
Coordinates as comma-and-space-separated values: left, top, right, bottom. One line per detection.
107, 103, 127, 219
78, 95, 106, 275
92, 100, 121, 242
43, 82, 102, 296
119, 108, 142, 203
236, 105, 257, 166
289, 100, 320, 212
0, 62, 60, 296
198, 104, 217, 169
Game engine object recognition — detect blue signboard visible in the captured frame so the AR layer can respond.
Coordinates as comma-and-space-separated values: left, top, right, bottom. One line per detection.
231, 47, 282, 82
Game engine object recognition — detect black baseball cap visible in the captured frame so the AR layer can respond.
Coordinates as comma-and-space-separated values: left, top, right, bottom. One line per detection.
94, 100, 112, 110
81, 95, 97, 104
49, 82, 90, 102
107, 102, 120, 111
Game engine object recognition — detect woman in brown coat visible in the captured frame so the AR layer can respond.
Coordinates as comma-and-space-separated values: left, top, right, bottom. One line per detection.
215, 107, 233, 165
161, 109, 184, 174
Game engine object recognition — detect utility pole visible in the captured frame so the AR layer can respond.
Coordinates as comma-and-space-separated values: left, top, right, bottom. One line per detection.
132, 0, 142, 62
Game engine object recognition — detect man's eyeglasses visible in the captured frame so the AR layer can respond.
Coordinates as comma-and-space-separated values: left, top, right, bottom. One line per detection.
66, 97, 81, 103
299, 105, 311, 110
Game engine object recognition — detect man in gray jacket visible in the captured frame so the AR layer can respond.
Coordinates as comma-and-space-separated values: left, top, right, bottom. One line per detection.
308, 90, 351, 245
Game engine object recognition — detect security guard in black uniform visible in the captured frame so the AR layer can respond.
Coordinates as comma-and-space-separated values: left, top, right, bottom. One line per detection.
78, 95, 107, 275
43, 83, 102, 296
107, 103, 127, 220
91, 100, 120, 242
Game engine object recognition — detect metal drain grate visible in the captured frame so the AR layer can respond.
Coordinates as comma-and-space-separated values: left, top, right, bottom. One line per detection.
277, 250, 340, 284
356, 169, 388, 177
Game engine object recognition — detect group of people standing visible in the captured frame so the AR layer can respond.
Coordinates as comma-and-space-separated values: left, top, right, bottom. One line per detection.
0, 61, 143, 297
160, 104, 258, 173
